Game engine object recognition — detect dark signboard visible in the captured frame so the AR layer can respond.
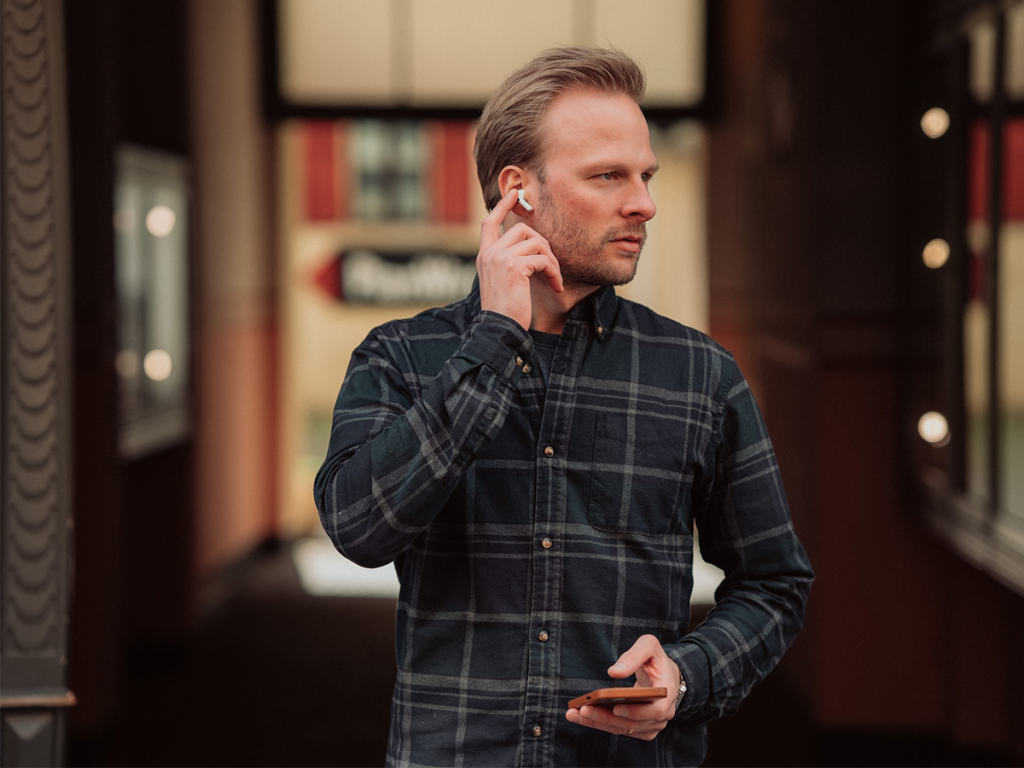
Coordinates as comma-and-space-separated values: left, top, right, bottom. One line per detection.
314, 247, 478, 305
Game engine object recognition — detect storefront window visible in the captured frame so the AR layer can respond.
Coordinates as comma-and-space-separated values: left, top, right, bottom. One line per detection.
915, 2, 1024, 592
998, 119, 1024, 524
114, 146, 192, 457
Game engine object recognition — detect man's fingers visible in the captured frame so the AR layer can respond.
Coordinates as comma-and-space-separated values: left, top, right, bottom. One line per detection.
497, 223, 563, 292
541, 251, 564, 293
476, 191, 563, 327
479, 188, 520, 250
478, 225, 563, 295
566, 706, 667, 741
611, 700, 669, 722
608, 634, 662, 678
603, 634, 679, 723
499, 253, 558, 284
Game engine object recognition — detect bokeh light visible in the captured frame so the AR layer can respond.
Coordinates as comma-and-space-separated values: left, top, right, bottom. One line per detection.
145, 205, 177, 237
920, 108, 950, 139
922, 238, 950, 269
143, 349, 173, 381
918, 411, 950, 446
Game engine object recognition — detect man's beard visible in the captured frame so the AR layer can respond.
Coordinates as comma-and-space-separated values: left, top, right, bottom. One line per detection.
535, 184, 646, 290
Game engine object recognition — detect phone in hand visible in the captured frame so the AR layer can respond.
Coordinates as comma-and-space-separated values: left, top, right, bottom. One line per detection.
568, 686, 667, 710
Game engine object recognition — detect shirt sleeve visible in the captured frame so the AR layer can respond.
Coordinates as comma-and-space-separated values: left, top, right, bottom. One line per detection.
313, 311, 532, 568
665, 358, 814, 724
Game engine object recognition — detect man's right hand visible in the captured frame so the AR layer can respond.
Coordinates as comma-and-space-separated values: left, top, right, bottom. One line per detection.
476, 188, 563, 331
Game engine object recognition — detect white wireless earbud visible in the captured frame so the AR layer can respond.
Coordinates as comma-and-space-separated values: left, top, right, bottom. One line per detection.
517, 189, 533, 212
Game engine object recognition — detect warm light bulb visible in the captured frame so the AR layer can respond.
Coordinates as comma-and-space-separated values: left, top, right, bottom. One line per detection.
920, 108, 950, 139
918, 411, 950, 445
145, 205, 177, 237
922, 238, 950, 269
143, 349, 173, 381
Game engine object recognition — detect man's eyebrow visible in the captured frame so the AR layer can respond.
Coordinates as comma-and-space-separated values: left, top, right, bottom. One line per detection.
581, 161, 661, 175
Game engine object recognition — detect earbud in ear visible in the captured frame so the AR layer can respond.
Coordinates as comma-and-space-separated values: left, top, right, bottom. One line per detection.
517, 189, 533, 212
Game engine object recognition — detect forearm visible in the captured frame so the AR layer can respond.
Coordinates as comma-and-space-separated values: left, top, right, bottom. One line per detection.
314, 311, 531, 567
669, 360, 814, 723
667, 554, 813, 723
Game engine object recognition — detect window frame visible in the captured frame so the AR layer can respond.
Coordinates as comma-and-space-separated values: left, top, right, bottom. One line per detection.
258, 0, 720, 127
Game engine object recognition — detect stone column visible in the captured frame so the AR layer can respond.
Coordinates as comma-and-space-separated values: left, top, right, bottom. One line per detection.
0, 0, 76, 764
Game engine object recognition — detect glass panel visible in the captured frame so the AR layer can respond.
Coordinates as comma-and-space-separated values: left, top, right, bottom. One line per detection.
278, 0, 707, 110
593, 0, 706, 106
969, 19, 997, 103
999, 119, 1024, 522
409, 0, 574, 106
964, 121, 991, 502
1006, 3, 1024, 100
350, 120, 427, 220
279, 0, 395, 104
115, 146, 192, 457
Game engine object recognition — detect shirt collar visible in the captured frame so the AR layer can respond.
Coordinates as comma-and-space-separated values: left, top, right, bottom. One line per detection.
466, 278, 619, 341
588, 284, 619, 342
564, 284, 618, 342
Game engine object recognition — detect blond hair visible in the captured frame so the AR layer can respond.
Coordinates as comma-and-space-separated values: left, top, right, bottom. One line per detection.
473, 47, 646, 210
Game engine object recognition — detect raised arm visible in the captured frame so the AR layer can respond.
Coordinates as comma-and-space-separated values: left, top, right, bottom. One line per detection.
314, 311, 531, 567
314, 188, 562, 567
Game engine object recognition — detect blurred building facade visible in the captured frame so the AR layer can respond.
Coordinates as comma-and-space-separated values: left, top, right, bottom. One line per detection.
1, 0, 1022, 766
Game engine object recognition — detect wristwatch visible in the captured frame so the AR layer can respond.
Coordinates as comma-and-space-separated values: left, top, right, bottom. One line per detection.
673, 668, 687, 712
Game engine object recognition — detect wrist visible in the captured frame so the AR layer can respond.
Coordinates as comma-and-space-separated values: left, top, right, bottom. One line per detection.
673, 665, 687, 713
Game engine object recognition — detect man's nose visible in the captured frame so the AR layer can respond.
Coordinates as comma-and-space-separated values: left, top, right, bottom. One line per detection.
623, 182, 656, 221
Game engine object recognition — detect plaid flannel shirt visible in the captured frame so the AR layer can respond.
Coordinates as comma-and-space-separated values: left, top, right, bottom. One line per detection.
315, 283, 813, 767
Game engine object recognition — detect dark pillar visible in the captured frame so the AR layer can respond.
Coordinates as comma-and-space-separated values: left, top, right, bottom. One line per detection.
0, 0, 76, 764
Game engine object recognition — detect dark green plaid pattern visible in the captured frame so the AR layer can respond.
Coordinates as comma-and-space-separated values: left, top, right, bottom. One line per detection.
315, 284, 813, 767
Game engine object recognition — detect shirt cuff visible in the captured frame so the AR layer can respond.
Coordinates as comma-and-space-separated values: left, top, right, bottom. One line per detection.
460, 311, 534, 383
667, 641, 711, 718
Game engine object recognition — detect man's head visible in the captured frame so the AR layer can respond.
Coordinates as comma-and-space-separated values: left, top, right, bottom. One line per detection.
474, 47, 646, 211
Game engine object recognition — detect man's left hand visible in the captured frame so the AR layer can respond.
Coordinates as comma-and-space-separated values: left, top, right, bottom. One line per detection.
565, 634, 681, 741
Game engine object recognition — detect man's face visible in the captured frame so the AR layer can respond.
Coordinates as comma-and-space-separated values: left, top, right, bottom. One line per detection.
529, 89, 658, 290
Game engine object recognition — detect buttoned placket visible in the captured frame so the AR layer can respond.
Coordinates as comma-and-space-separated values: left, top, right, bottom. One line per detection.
518, 316, 590, 766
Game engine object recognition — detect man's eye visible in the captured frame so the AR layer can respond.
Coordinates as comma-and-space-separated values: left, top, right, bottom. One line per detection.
641, 173, 651, 182
600, 172, 615, 180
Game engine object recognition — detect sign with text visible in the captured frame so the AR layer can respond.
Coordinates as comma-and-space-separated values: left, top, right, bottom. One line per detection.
315, 248, 478, 305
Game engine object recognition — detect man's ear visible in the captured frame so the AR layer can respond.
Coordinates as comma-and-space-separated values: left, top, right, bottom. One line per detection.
497, 166, 527, 199
498, 166, 536, 215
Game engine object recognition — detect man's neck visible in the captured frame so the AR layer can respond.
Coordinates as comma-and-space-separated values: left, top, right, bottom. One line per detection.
528, 274, 599, 335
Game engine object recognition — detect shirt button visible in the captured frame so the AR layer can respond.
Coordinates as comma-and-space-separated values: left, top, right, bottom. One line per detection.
541, 537, 553, 549
538, 630, 549, 642
532, 724, 542, 737
543, 446, 554, 457
597, 326, 604, 335
516, 355, 524, 366
522, 363, 532, 374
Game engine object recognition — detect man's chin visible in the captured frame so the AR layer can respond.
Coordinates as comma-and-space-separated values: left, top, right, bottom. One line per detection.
607, 251, 641, 285
561, 260, 639, 289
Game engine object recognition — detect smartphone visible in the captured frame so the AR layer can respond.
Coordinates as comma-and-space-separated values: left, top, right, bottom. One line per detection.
567, 686, 667, 710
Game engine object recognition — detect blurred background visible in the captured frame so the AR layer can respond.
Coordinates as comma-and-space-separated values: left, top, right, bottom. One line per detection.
1, 0, 1023, 765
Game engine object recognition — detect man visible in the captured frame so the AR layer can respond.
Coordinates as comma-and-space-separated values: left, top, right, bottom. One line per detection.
315, 47, 813, 767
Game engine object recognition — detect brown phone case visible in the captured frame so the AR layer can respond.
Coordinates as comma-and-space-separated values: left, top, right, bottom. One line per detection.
567, 686, 667, 709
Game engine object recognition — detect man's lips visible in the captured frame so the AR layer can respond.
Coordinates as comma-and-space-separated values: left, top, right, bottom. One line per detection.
610, 235, 644, 253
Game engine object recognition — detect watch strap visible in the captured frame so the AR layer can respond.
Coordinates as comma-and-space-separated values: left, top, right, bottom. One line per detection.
673, 669, 687, 711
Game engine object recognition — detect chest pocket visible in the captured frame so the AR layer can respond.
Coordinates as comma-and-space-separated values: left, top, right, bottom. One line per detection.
587, 412, 687, 536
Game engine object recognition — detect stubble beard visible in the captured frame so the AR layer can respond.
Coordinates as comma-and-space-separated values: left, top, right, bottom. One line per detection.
535, 184, 646, 290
